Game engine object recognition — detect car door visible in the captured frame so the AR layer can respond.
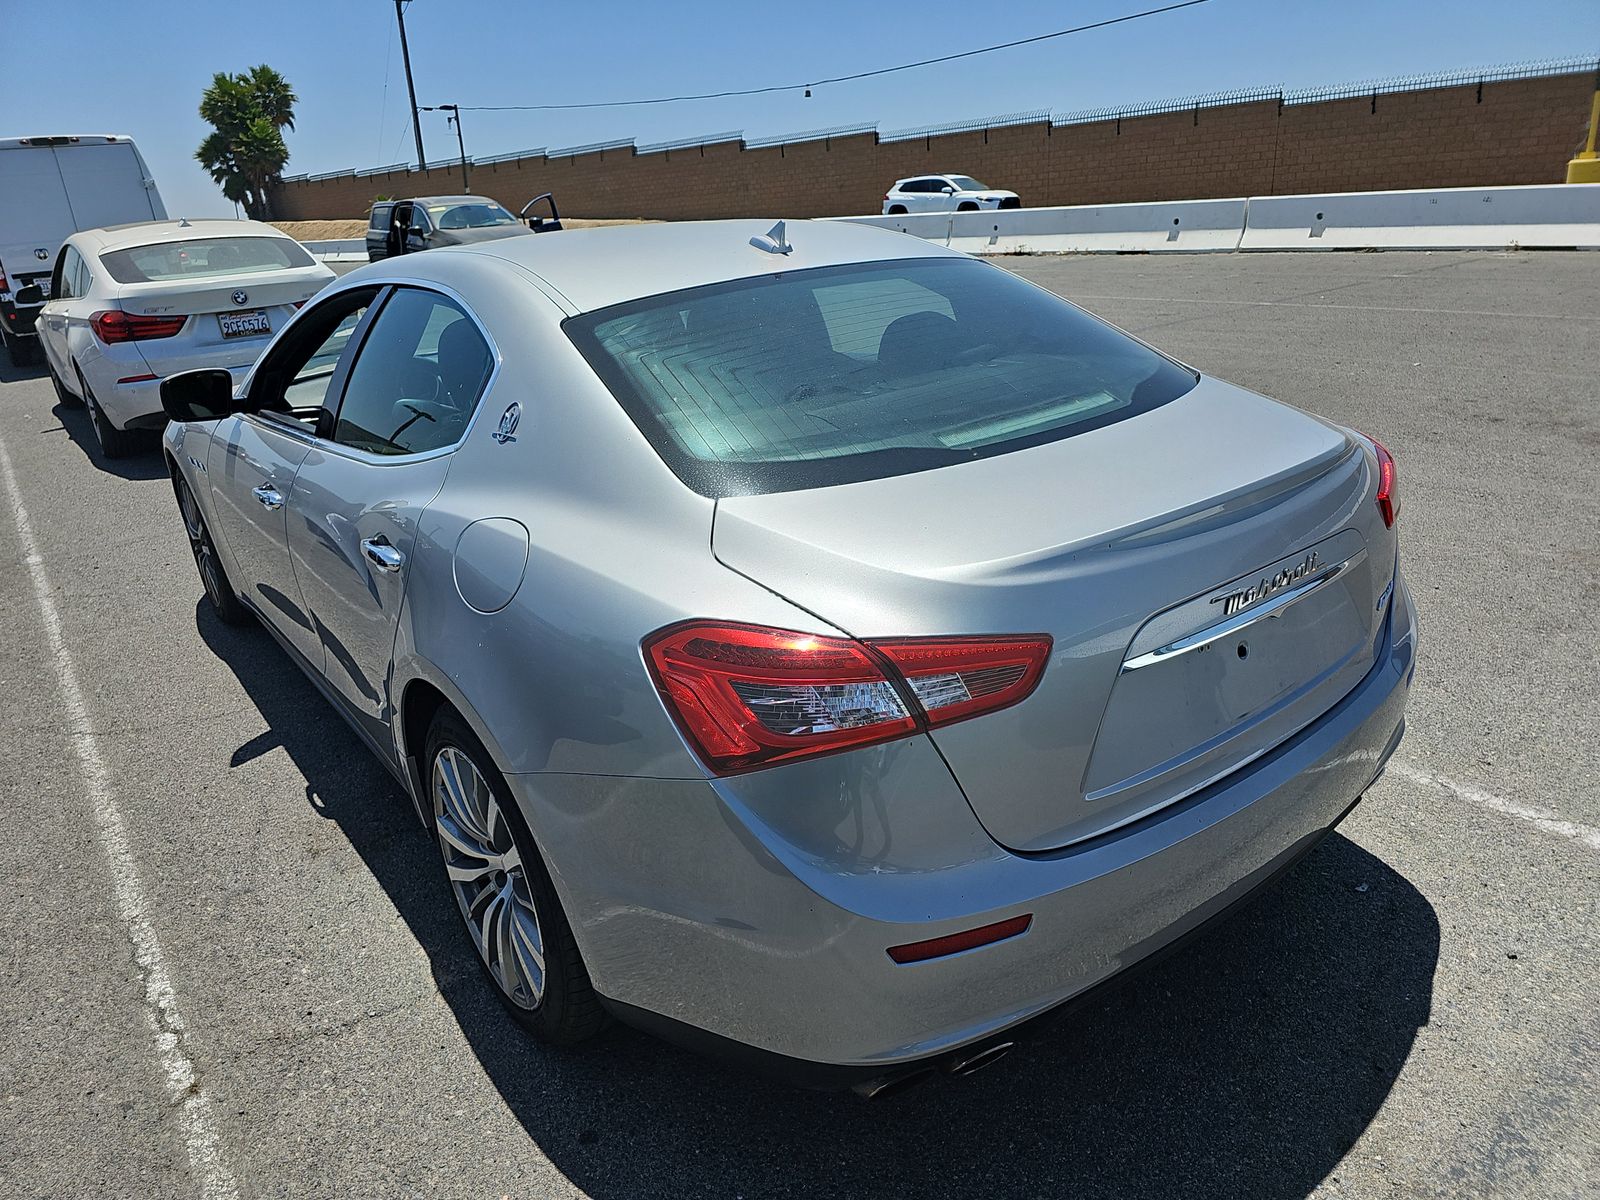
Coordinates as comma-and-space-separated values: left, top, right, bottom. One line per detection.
207, 287, 380, 664
927, 177, 958, 212
286, 285, 494, 746
908, 178, 943, 213
37, 246, 79, 378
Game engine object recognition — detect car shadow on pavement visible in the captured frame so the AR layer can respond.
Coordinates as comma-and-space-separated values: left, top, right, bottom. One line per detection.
51, 399, 168, 480
198, 601, 1440, 1200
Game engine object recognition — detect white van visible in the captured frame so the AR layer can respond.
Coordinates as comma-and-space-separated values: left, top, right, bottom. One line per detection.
0, 134, 165, 366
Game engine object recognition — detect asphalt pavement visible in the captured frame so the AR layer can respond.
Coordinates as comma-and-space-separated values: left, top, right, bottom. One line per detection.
0, 250, 1595, 1199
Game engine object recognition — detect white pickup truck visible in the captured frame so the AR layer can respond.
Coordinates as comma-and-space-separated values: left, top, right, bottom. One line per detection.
0, 134, 165, 366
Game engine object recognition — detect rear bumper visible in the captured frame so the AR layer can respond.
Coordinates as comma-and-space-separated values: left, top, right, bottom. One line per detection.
88, 368, 165, 430
2, 299, 41, 339
510, 572, 1417, 1077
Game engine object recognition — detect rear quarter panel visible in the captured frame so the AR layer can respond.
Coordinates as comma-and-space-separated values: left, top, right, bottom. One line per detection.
384, 256, 841, 788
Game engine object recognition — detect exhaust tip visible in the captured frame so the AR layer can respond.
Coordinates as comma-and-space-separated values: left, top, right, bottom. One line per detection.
852, 1067, 937, 1101
947, 1041, 1015, 1077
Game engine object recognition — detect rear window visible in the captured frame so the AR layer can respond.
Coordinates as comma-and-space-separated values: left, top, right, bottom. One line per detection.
564, 257, 1197, 497
427, 202, 518, 230
99, 236, 314, 284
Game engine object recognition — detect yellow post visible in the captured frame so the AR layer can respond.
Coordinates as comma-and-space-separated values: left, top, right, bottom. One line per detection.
1567, 87, 1600, 184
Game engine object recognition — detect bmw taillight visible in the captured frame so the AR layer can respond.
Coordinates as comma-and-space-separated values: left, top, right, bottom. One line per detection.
643, 621, 1051, 774
91, 309, 187, 344
1363, 434, 1399, 528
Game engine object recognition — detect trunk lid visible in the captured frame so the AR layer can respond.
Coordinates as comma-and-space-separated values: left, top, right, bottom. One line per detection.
115, 269, 327, 319
712, 377, 1397, 851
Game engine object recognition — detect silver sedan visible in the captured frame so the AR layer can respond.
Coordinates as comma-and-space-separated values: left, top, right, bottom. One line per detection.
160, 219, 1417, 1093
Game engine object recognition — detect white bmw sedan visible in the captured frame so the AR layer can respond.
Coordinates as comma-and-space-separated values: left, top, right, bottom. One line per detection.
31, 219, 334, 458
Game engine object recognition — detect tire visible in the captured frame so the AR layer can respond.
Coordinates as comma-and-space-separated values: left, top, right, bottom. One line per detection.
887, 205, 907, 215
47, 358, 82, 408
426, 708, 606, 1046
957, 202, 980, 212
175, 474, 250, 626
79, 367, 137, 459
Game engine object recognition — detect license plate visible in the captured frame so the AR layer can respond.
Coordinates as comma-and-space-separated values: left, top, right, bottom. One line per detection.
32, 279, 50, 299
217, 310, 271, 339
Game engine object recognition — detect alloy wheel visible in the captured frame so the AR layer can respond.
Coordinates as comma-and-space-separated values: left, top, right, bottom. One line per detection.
178, 480, 226, 610
432, 746, 546, 1009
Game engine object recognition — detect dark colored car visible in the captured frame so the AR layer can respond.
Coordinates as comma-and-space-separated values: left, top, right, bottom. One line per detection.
366, 195, 532, 262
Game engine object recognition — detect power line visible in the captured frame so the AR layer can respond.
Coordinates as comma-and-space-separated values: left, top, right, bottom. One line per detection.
458, 0, 1211, 113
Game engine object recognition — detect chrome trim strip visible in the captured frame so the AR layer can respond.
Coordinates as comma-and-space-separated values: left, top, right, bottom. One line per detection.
1120, 547, 1369, 674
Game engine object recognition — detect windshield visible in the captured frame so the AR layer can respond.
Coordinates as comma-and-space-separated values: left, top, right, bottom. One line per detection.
947, 176, 989, 192
564, 258, 1197, 497
428, 202, 518, 230
99, 236, 314, 283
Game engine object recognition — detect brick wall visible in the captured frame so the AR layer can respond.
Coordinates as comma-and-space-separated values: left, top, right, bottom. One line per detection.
269, 69, 1597, 222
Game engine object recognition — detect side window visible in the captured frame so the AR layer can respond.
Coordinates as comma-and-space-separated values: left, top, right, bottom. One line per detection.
369, 204, 392, 232
331, 289, 492, 456
813, 277, 955, 359
52, 248, 78, 300
72, 253, 92, 298
248, 288, 379, 423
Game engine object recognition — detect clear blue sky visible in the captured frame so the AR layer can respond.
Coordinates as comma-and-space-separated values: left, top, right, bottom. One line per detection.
5, 0, 1597, 217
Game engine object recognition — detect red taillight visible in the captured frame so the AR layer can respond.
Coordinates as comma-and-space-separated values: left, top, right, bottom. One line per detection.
887, 914, 1032, 964
0, 261, 9, 291
1363, 434, 1399, 528
91, 309, 186, 344
643, 621, 1051, 774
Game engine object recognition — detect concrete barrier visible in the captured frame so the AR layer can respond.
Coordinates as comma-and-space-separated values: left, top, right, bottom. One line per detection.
839, 185, 1600, 255
1239, 184, 1600, 251
846, 198, 1247, 254
299, 238, 367, 257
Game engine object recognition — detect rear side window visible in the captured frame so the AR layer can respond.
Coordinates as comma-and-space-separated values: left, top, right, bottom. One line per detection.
99, 236, 315, 283
369, 204, 393, 231
331, 289, 492, 456
565, 258, 1197, 497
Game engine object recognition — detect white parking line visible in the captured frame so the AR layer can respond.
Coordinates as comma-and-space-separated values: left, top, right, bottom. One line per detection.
1389, 762, 1600, 852
0, 436, 238, 1200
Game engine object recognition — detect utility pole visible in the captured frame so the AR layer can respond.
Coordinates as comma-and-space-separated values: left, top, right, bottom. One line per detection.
395, 0, 427, 170
422, 105, 469, 191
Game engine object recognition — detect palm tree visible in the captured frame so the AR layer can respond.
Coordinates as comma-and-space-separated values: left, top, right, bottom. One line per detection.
195, 66, 297, 219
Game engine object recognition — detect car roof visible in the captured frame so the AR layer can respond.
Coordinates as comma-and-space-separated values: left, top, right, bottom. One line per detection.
454, 218, 965, 314
72, 219, 292, 252
396, 195, 502, 206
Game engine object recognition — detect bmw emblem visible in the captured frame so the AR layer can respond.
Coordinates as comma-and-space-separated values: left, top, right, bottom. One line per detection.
231, 290, 249, 306
491, 402, 520, 444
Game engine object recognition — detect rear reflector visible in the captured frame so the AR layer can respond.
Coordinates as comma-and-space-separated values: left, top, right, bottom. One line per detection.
887, 914, 1032, 964
643, 621, 1050, 774
116, 373, 158, 385
1362, 433, 1399, 528
92, 310, 186, 344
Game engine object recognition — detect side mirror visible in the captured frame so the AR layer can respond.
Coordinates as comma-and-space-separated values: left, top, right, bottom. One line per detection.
12, 284, 44, 306
161, 368, 238, 423
940, 186, 957, 195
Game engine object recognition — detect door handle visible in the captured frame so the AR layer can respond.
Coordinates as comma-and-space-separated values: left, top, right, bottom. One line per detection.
251, 484, 284, 510
360, 536, 405, 573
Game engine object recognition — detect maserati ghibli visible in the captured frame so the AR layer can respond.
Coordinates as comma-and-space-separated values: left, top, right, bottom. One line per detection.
160, 219, 1416, 1094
